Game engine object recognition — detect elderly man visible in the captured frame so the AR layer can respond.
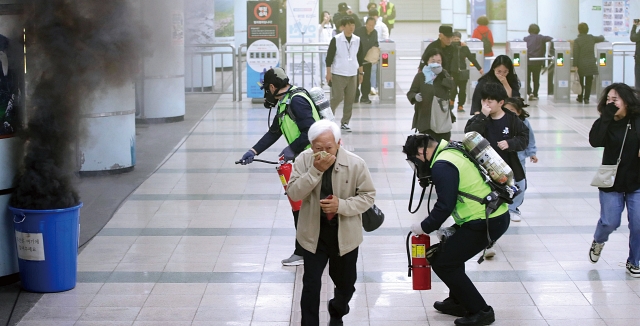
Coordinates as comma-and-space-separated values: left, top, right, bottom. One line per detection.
287, 120, 376, 326
419, 25, 454, 72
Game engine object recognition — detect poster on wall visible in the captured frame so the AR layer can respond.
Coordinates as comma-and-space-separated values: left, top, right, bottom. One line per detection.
286, 0, 320, 89
602, 0, 630, 37
247, 1, 281, 98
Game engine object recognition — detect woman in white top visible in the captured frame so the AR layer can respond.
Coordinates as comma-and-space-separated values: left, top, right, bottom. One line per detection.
318, 11, 335, 86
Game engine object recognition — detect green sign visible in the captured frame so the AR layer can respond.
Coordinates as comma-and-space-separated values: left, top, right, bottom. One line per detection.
592, 6, 601, 10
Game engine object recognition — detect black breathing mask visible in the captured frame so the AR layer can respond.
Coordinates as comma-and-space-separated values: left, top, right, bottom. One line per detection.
403, 134, 433, 188
263, 85, 280, 109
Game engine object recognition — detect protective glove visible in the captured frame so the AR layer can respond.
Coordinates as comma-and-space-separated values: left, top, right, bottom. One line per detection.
279, 146, 296, 161
240, 150, 255, 165
415, 93, 423, 102
411, 222, 426, 235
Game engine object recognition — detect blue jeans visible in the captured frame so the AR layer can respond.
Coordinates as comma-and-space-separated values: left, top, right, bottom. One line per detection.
509, 178, 527, 213
595, 189, 640, 266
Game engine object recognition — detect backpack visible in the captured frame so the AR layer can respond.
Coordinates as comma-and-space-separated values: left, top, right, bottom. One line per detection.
440, 140, 520, 263
480, 32, 492, 54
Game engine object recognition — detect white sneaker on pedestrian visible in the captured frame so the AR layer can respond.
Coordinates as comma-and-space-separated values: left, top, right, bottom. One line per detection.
370, 87, 377, 95
281, 254, 304, 266
626, 261, 640, 278
510, 209, 521, 222
341, 123, 352, 132
483, 248, 496, 259
589, 240, 605, 263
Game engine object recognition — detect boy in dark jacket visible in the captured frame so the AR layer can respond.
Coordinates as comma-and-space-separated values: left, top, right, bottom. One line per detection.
465, 82, 529, 224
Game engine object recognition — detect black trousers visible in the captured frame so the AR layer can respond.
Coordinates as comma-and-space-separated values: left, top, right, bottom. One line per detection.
300, 223, 358, 326
430, 212, 510, 314
635, 58, 640, 90
578, 74, 594, 99
293, 210, 303, 256
451, 77, 469, 106
355, 63, 372, 102
527, 64, 543, 97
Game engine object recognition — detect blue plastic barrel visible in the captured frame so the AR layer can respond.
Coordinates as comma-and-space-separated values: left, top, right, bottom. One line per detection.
9, 203, 82, 293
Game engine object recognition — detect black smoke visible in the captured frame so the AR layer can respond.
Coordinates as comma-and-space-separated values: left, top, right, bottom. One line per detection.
10, 0, 142, 209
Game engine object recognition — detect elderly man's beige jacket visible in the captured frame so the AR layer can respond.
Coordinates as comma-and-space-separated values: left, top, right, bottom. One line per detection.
288, 147, 376, 256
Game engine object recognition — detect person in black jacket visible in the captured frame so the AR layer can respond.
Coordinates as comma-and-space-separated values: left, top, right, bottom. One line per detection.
407, 48, 455, 142
450, 32, 484, 112
465, 82, 529, 226
354, 17, 378, 104
588, 83, 640, 278
419, 25, 454, 72
333, 2, 361, 32
573, 23, 606, 104
631, 20, 640, 89
470, 55, 521, 115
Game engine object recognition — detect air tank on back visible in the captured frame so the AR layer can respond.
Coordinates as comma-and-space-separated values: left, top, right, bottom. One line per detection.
462, 131, 515, 187
308, 87, 334, 121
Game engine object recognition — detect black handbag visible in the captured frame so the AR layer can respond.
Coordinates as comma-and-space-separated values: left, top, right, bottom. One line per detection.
362, 204, 384, 232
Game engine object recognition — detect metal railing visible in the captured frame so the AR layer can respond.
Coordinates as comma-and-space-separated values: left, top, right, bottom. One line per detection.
237, 43, 247, 101
612, 42, 636, 84
281, 42, 327, 88
185, 44, 236, 101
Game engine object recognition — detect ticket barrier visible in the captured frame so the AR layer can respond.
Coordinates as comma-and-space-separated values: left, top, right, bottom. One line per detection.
379, 40, 396, 104
466, 39, 484, 104
506, 40, 528, 100
595, 42, 613, 100
552, 41, 571, 103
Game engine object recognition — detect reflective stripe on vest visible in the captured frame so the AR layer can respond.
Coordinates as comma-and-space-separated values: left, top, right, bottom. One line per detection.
431, 141, 508, 225
278, 87, 321, 147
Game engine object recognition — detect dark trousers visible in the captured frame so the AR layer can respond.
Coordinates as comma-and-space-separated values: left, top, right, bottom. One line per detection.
293, 210, 303, 256
451, 77, 469, 106
355, 63, 372, 102
635, 58, 640, 90
300, 225, 358, 326
527, 64, 543, 97
579, 74, 593, 99
430, 212, 510, 314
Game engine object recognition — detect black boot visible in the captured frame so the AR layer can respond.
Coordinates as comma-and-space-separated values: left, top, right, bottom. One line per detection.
454, 306, 495, 325
433, 297, 466, 317
576, 95, 583, 103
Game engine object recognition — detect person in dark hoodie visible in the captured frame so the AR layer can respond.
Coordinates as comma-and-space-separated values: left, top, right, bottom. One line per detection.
333, 2, 362, 31
631, 19, 640, 89
465, 82, 529, 226
573, 22, 605, 104
588, 83, 640, 278
523, 24, 553, 101
450, 31, 484, 112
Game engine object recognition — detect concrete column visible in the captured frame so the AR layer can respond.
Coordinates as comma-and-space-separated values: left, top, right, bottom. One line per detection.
139, 0, 186, 122
440, 0, 453, 25
452, 0, 467, 31
0, 1, 23, 280
506, 0, 537, 41
78, 84, 136, 174
538, 0, 579, 42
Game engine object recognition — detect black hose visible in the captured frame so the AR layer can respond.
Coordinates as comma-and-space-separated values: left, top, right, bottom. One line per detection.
406, 231, 413, 277
235, 159, 280, 165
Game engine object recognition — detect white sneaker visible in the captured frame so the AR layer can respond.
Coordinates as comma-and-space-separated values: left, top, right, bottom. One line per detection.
510, 209, 521, 222
341, 123, 352, 132
281, 254, 304, 266
589, 240, 605, 263
483, 248, 496, 259
626, 261, 640, 278
370, 87, 377, 95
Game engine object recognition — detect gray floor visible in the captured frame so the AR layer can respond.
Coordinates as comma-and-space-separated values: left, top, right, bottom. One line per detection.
0, 93, 223, 326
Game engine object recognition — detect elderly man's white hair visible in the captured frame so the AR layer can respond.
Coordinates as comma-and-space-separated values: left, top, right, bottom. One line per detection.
308, 120, 341, 143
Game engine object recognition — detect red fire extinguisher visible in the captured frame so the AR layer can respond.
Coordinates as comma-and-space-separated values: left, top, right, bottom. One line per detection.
235, 156, 302, 212
276, 157, 302, 211
407, 232, 431, 290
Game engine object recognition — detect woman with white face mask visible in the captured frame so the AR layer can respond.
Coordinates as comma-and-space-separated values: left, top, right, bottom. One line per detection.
407, 48, 456, 142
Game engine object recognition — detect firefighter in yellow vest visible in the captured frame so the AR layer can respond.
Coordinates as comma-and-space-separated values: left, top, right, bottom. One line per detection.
238, 67, 320, 266
378, 0, 396, 35
403, 134, 510, 326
